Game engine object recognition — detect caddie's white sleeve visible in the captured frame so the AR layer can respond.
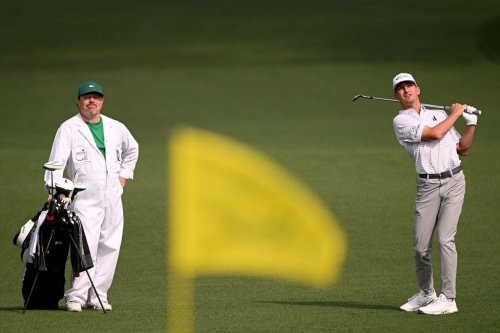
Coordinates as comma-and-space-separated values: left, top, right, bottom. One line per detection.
44, 126, 72, 192
119, 126, 139, 179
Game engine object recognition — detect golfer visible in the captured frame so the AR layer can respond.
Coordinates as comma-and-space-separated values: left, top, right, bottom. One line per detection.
44, 81, 139, 312
392, 73, 477, 315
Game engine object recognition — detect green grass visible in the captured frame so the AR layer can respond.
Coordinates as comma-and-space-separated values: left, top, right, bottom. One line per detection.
1, 1, 500, 332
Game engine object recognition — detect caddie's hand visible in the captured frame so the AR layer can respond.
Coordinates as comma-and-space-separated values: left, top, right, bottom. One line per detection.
119, 176, 127, 187
450, 103, 466, 117
462, 112, 478, 126
47, 194, 53, 203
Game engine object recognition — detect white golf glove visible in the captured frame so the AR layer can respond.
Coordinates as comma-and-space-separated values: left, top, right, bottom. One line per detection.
464, 105, 478, 114
462, 112, 477, 126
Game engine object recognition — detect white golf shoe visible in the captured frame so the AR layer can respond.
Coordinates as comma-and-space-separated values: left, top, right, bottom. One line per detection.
67, 300, 82, 312
88, 301, 112, 311
418, 294, 458, 315
400, 290, 437, 312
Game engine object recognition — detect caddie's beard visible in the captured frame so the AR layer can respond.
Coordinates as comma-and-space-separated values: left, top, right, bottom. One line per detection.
82, 108, 99, 119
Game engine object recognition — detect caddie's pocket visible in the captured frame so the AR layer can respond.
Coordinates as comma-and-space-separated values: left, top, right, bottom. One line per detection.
115, 146, 122, 164
72, 146, 92, 165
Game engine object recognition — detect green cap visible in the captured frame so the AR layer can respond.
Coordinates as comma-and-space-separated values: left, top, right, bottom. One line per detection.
78, 81, 104, 97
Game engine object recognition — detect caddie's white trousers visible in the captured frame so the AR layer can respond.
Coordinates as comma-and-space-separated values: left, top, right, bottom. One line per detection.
413, 171, 465, 299
65, 173, 124, 305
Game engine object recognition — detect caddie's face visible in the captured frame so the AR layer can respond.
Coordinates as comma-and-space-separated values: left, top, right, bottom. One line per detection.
77, 93, 104, 122
394, 82, 420, 106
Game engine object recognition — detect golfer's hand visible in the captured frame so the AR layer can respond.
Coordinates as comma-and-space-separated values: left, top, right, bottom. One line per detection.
450, 103, 466, 117
465, 105, 478, 115
119, 176, 127, 187
462, 112, 478, 126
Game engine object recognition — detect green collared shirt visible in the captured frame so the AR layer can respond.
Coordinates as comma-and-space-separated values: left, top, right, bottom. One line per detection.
86, 118, 106, 159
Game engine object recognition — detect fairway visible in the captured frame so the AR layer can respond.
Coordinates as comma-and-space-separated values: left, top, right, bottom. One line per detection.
1, 1, 500, 332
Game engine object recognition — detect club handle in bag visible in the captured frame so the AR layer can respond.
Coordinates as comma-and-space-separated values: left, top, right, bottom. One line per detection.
45, 200, 57, 221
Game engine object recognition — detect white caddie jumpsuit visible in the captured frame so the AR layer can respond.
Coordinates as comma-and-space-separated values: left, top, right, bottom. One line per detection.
44, 113, 139, 306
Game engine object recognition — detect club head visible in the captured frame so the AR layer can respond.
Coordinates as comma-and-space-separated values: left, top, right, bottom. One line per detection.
352, 94, 363, 102
43, 161, 65, 171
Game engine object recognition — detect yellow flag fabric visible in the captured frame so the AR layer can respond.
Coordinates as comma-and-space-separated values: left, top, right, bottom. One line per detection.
169, 127, 346, 288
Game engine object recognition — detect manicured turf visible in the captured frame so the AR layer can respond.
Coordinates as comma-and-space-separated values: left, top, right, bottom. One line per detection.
1, 1, 500, 332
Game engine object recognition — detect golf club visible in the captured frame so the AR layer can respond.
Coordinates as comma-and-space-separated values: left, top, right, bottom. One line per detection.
42, 161, 65, 195
352, 94, 482, 115
54, 178, 75, 207
67, 168, 81, 208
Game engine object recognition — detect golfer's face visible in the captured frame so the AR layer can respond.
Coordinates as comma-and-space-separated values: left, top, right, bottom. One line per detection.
394, 82, 420, 106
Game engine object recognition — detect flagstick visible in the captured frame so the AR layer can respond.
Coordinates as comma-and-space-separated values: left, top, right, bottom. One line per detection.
167, 270, 194, 333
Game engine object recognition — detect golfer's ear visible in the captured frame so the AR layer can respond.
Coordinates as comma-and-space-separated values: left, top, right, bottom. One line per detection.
416, 86, 421, 96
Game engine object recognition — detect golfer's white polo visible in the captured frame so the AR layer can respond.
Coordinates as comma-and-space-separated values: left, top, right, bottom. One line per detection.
393, 106, 461, 175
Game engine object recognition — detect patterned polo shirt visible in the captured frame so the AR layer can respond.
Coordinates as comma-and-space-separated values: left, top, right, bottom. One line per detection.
393, 106, 461, 174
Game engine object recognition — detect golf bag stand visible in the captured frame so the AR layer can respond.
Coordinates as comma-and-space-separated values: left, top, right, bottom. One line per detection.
22, 199, 107, 314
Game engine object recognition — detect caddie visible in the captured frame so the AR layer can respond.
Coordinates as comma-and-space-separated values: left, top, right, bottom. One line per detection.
44, 81, 139, 312
392, 73, 477, 315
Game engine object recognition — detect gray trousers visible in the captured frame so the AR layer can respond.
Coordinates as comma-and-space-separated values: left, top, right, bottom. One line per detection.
413, 171, 465, 299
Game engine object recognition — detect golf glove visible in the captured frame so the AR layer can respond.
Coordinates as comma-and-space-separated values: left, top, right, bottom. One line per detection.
464, 105, 478, 114
462, 112, 477, 126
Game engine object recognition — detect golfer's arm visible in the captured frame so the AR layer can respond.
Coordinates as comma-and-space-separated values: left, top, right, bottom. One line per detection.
456, 125, 476, 156
421, 113, 461, 141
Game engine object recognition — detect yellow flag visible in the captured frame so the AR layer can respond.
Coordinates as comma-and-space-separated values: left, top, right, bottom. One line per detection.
168, 126, 346, 287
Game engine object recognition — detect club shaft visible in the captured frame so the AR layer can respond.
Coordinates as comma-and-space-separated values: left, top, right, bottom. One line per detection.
381, 98, 450, 111
353, 95, 480, 115
364, 96, 448, 110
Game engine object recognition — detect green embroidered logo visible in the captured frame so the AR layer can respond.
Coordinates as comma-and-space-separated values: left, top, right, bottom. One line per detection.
76, 149, 87, 162
116, 149, 121, 162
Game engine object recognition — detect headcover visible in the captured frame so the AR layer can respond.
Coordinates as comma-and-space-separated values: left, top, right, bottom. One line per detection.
13, 219, 35, 248
55, 178, 75, 196
21, 234, 33, 266
71, 183, 86, 201
13, 202, 49, 265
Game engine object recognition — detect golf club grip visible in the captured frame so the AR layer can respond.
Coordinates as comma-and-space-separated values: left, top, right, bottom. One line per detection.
443, 106, 481, 115
46, 200, 57, 220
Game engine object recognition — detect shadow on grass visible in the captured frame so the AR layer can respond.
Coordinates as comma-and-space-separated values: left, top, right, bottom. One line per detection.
0, 306, 67, 313
0, 307, 25, 313
254, 300, 399, 311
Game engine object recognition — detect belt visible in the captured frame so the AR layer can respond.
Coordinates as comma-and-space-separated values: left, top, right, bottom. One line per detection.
419, 166, 462, 179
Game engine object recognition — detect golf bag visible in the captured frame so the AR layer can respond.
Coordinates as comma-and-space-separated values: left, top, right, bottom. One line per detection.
14, 198, 93, 310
